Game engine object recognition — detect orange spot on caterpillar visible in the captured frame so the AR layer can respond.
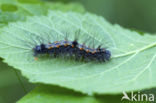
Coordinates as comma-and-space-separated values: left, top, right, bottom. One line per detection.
64, 44, 68, 46
92, 51, 96, 54
86, 50, 90, 53
72, 45, 74, 48
34, 57, 38, 61
56, 45, 60, 48
48, 46, 53, 49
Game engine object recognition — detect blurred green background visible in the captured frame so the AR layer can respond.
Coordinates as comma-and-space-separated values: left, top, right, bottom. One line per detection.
0, 0, 156, 102
51, 0, 156, 33
0, 58, 34, 103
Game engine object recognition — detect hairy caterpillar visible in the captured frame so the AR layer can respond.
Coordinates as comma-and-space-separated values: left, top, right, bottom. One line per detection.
33, 39, 111, 62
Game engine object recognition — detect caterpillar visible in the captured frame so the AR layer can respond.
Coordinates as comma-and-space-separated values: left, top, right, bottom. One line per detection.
33, 39, 111, 62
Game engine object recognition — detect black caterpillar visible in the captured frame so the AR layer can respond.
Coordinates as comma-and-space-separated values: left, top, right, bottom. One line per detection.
33, 40, 111, 62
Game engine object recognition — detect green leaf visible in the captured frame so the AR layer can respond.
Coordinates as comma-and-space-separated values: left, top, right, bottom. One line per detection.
17, 85, 101, 103
0, 11, 156, 94
0, 0, 85, 27
17, 85, 150, 103
0, 0, 45, 26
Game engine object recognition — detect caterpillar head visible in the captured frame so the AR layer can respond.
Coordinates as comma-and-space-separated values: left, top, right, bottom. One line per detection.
102, 49, 111, 60
33, 44, 47, 56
